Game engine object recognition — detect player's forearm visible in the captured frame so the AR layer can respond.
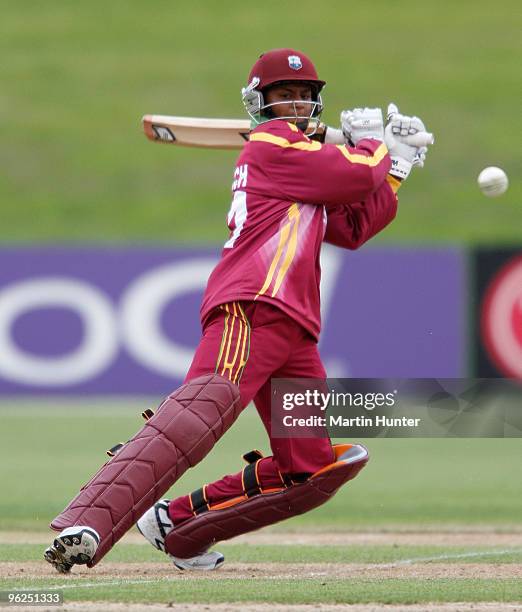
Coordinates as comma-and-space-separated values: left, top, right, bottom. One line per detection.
323, 181, 398, 249
266, 140, 391, 208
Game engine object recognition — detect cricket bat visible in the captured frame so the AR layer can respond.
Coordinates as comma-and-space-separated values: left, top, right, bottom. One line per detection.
142, 115, 343, 149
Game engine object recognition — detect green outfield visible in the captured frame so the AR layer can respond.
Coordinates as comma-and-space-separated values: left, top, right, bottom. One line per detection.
2, 0, 521, 245
1, 1, 521, 608
1, 404, 521, 530
1, 404, 521, 607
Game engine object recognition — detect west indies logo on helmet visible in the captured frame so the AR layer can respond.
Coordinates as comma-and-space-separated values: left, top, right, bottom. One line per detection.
241, 48, 325, 132
288, 55, 303, 70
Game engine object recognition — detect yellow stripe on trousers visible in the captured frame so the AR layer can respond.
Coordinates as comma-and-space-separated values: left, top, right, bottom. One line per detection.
232, 302, 251, 384
215, 303, 231, 372
215, 302, 251, 383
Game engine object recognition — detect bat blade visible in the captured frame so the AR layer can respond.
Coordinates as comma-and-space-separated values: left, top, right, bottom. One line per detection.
142, 115, 251, 149
142, 115, 331, 149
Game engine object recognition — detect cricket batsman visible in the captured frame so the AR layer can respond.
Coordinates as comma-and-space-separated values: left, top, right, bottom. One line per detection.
45, 48, 433, 572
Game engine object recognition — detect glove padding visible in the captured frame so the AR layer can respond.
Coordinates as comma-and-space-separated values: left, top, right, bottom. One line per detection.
341, 107, 384, 145
385, 103, 434, 180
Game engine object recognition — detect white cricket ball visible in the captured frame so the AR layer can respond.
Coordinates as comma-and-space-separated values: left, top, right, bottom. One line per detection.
477, 166, 509, 197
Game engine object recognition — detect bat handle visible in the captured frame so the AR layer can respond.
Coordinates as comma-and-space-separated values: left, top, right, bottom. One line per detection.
386, 103, 399, 121
407, 132, 434, 146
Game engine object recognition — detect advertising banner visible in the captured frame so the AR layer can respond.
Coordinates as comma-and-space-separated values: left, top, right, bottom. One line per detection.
0, 247, 466, 395
473, 247, 522, 378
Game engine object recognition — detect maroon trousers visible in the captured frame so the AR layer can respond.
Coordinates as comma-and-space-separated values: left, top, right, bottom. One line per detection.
168, 301, 334, 523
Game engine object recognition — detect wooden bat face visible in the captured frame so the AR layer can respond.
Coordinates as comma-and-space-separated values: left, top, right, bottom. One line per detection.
142, 115, 251, 149
142, 115, 331, 149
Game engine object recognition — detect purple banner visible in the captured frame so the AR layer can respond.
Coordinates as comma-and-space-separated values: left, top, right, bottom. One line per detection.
0, 246, 466, 395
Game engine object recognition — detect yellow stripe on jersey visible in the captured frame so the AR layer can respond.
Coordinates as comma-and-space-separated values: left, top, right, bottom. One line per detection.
249, 132, 322, 151
256, 220, 291, 298
335, 141, 389, 167
250, 131, 388, 167
256, 204, 300, 299
271, 204, 300, 296
386, 174, 402, 194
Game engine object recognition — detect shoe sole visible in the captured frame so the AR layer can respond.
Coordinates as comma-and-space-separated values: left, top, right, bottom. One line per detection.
172, 554, 225, 571
44, 527, 100, 574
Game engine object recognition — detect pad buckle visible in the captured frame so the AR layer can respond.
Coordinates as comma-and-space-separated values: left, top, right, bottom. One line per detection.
242, 449, 264, 464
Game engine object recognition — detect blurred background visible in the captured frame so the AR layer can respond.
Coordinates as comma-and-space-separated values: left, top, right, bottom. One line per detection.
0, 1, 520, 531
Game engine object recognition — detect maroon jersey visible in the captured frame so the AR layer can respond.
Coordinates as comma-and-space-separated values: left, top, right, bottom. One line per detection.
201, 119, 398, 339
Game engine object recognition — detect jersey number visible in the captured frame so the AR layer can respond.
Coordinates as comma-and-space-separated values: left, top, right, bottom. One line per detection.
224, 190, 247, 249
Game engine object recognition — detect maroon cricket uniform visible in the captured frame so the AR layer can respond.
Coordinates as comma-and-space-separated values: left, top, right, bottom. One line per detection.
201, 119, 396, 340
169, 119, 398, 523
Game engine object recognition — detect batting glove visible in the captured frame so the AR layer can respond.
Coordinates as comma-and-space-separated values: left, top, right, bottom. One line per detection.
413, 146, 428, 169
384, 103, 434, 180
341, 107, 384, 145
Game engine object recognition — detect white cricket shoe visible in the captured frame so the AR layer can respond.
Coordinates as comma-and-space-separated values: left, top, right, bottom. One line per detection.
136, 499, 224, 571
44, 526, 100, 574
170, 550, 224, 572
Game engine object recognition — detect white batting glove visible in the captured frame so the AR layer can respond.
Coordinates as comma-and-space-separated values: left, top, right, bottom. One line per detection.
413, 146, 428, 169
341, 107, 384, 145
385, 103, 434, 180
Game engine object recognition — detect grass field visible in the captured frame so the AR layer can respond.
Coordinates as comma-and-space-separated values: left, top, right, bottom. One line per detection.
1, 0, 521, 244
1, 2, 521, 608
1, 403, 521, 609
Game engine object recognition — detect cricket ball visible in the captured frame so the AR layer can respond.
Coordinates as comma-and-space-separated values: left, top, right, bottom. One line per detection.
477, 166, 509, 197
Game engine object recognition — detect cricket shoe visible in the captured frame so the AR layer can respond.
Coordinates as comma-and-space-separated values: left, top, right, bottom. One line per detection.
136, 499, 224, 571
44, 526, 100, 574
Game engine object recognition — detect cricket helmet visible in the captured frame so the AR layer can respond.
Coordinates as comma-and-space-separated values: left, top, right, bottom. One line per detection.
248, 48, 325, 93
242, 48, 325, 127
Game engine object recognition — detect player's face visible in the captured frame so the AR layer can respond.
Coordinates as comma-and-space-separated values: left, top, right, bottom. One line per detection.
264, 83, 314, 122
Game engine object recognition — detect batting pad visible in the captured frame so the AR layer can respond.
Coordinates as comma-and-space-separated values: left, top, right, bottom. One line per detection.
50, 374, 241, 566
164, 443, 369, 559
